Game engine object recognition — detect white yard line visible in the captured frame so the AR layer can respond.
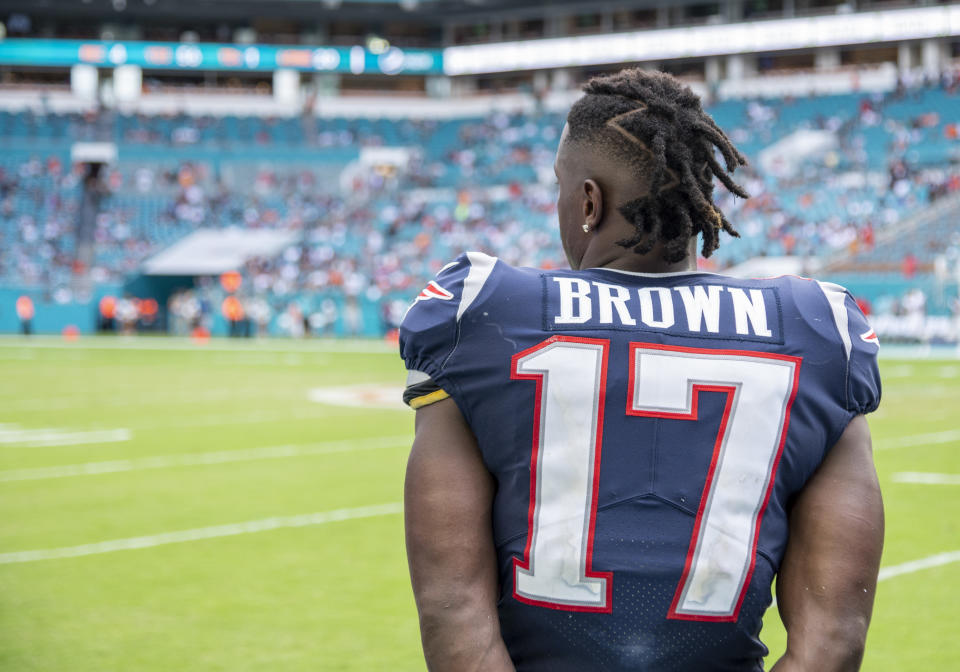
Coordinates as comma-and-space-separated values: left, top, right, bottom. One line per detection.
881, 365, 915, 378
877, 345, 960, 360
875, 429, 960, 451
4, 408, 364, 436
891, 472, 960, 485
773, 548, 960, 607
4, 387, 303, 413
2, 337, 957, 357
308, 385, 407, 411
878, 550, 960, 581
0, 435, 411, 482
130, 408, 334, 430
0, 425, 132, 448
0, 335, 396, 354
0, 503, 403, 565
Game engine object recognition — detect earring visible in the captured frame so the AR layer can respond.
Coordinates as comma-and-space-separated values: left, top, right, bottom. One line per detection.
582, 224, 590, 233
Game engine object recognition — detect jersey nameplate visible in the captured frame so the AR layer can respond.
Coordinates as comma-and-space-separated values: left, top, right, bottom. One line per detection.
542, 275, 784, 344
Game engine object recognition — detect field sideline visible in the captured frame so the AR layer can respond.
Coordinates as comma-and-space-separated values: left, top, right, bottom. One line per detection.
0, 337, 957, 670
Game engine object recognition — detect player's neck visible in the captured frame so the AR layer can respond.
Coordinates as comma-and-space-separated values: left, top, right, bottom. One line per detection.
578, 239, 698, 274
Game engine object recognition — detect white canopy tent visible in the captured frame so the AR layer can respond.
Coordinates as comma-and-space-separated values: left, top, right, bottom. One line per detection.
141, 228, 297, 276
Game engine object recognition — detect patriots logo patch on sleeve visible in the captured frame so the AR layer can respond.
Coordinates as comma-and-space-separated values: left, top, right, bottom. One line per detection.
401, 279, 456, 323
860, 328, 880, 347
412, 281, 454, 306
418, 281, 454, 302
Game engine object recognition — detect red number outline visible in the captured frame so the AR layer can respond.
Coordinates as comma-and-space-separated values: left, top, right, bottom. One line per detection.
510, 335, 614, 613
627, 342, 802, 622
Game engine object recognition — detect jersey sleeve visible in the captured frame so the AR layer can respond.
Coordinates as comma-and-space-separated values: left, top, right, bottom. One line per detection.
399, 251, 498, 410
815, 281, 882, 416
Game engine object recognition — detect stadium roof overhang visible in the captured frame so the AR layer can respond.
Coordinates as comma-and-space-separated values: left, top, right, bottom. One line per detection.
141, 228, 297, 276
443, 3, 960, 75
0, 0, 637, 23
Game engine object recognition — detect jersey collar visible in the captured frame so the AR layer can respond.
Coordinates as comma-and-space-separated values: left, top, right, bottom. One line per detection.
586, 267, 722, 278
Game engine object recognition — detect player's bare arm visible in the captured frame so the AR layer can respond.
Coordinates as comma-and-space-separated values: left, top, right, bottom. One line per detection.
405, 397, 515, 672
772, 415, 884, 672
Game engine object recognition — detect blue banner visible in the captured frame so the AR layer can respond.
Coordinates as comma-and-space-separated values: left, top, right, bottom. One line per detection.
0, 39, 443, 75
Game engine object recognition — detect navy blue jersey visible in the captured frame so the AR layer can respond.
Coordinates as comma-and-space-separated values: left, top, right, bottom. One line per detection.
400, 252, 881, 672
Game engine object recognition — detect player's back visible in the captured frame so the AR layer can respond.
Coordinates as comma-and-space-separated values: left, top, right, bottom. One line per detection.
400, 252, 881, 671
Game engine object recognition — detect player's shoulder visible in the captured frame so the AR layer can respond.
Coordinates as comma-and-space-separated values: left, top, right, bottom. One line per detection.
398, 251, 536, 400
737, 273, 881, 415
732, 273, 877, 348
783, 275, 873, 336
762, 274, 878, 361
399, 251, 499, 333
742, 273, 851, 325
661, 270, 845, 330
399, 251, 545, 332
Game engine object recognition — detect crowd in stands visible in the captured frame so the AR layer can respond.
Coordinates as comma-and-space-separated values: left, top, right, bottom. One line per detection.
2, 69, 960, 338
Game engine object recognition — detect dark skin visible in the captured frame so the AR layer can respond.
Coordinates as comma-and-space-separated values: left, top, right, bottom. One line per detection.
405, 123, 884, 671
771, 415, 883, 671
405, 399, 514, 672
553, 123, 696, 274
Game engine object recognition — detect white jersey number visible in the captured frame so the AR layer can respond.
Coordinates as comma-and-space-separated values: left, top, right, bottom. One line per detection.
511, 336, 800, 620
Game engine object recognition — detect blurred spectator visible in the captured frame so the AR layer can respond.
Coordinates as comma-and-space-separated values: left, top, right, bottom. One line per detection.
902, 253, 918, 279
15, 295, 34, 335
99, 295, 117, 331
115, 295, 139, 334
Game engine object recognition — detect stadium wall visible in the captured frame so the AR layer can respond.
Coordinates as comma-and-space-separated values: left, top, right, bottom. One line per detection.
0, 285, 121, 335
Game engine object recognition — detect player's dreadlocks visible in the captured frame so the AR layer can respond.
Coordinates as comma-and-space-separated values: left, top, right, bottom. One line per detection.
566, 69, 749, 262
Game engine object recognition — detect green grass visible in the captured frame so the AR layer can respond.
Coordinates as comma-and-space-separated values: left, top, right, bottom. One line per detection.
0, 337, 957, 670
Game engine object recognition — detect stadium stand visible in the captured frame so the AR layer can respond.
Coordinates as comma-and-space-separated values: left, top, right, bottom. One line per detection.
2, 74, 959, 338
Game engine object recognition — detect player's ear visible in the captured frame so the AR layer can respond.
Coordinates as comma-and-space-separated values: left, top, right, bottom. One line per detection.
582, 179, 603, 231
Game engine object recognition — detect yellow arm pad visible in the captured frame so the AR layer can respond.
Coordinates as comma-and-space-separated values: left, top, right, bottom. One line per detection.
408, 388, 450, 410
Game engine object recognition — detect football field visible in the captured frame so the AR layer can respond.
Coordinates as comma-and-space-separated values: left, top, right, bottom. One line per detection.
0, 336, 957, 670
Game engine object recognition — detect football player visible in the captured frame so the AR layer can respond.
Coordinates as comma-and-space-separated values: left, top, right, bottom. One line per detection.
401, 69, 882, 671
